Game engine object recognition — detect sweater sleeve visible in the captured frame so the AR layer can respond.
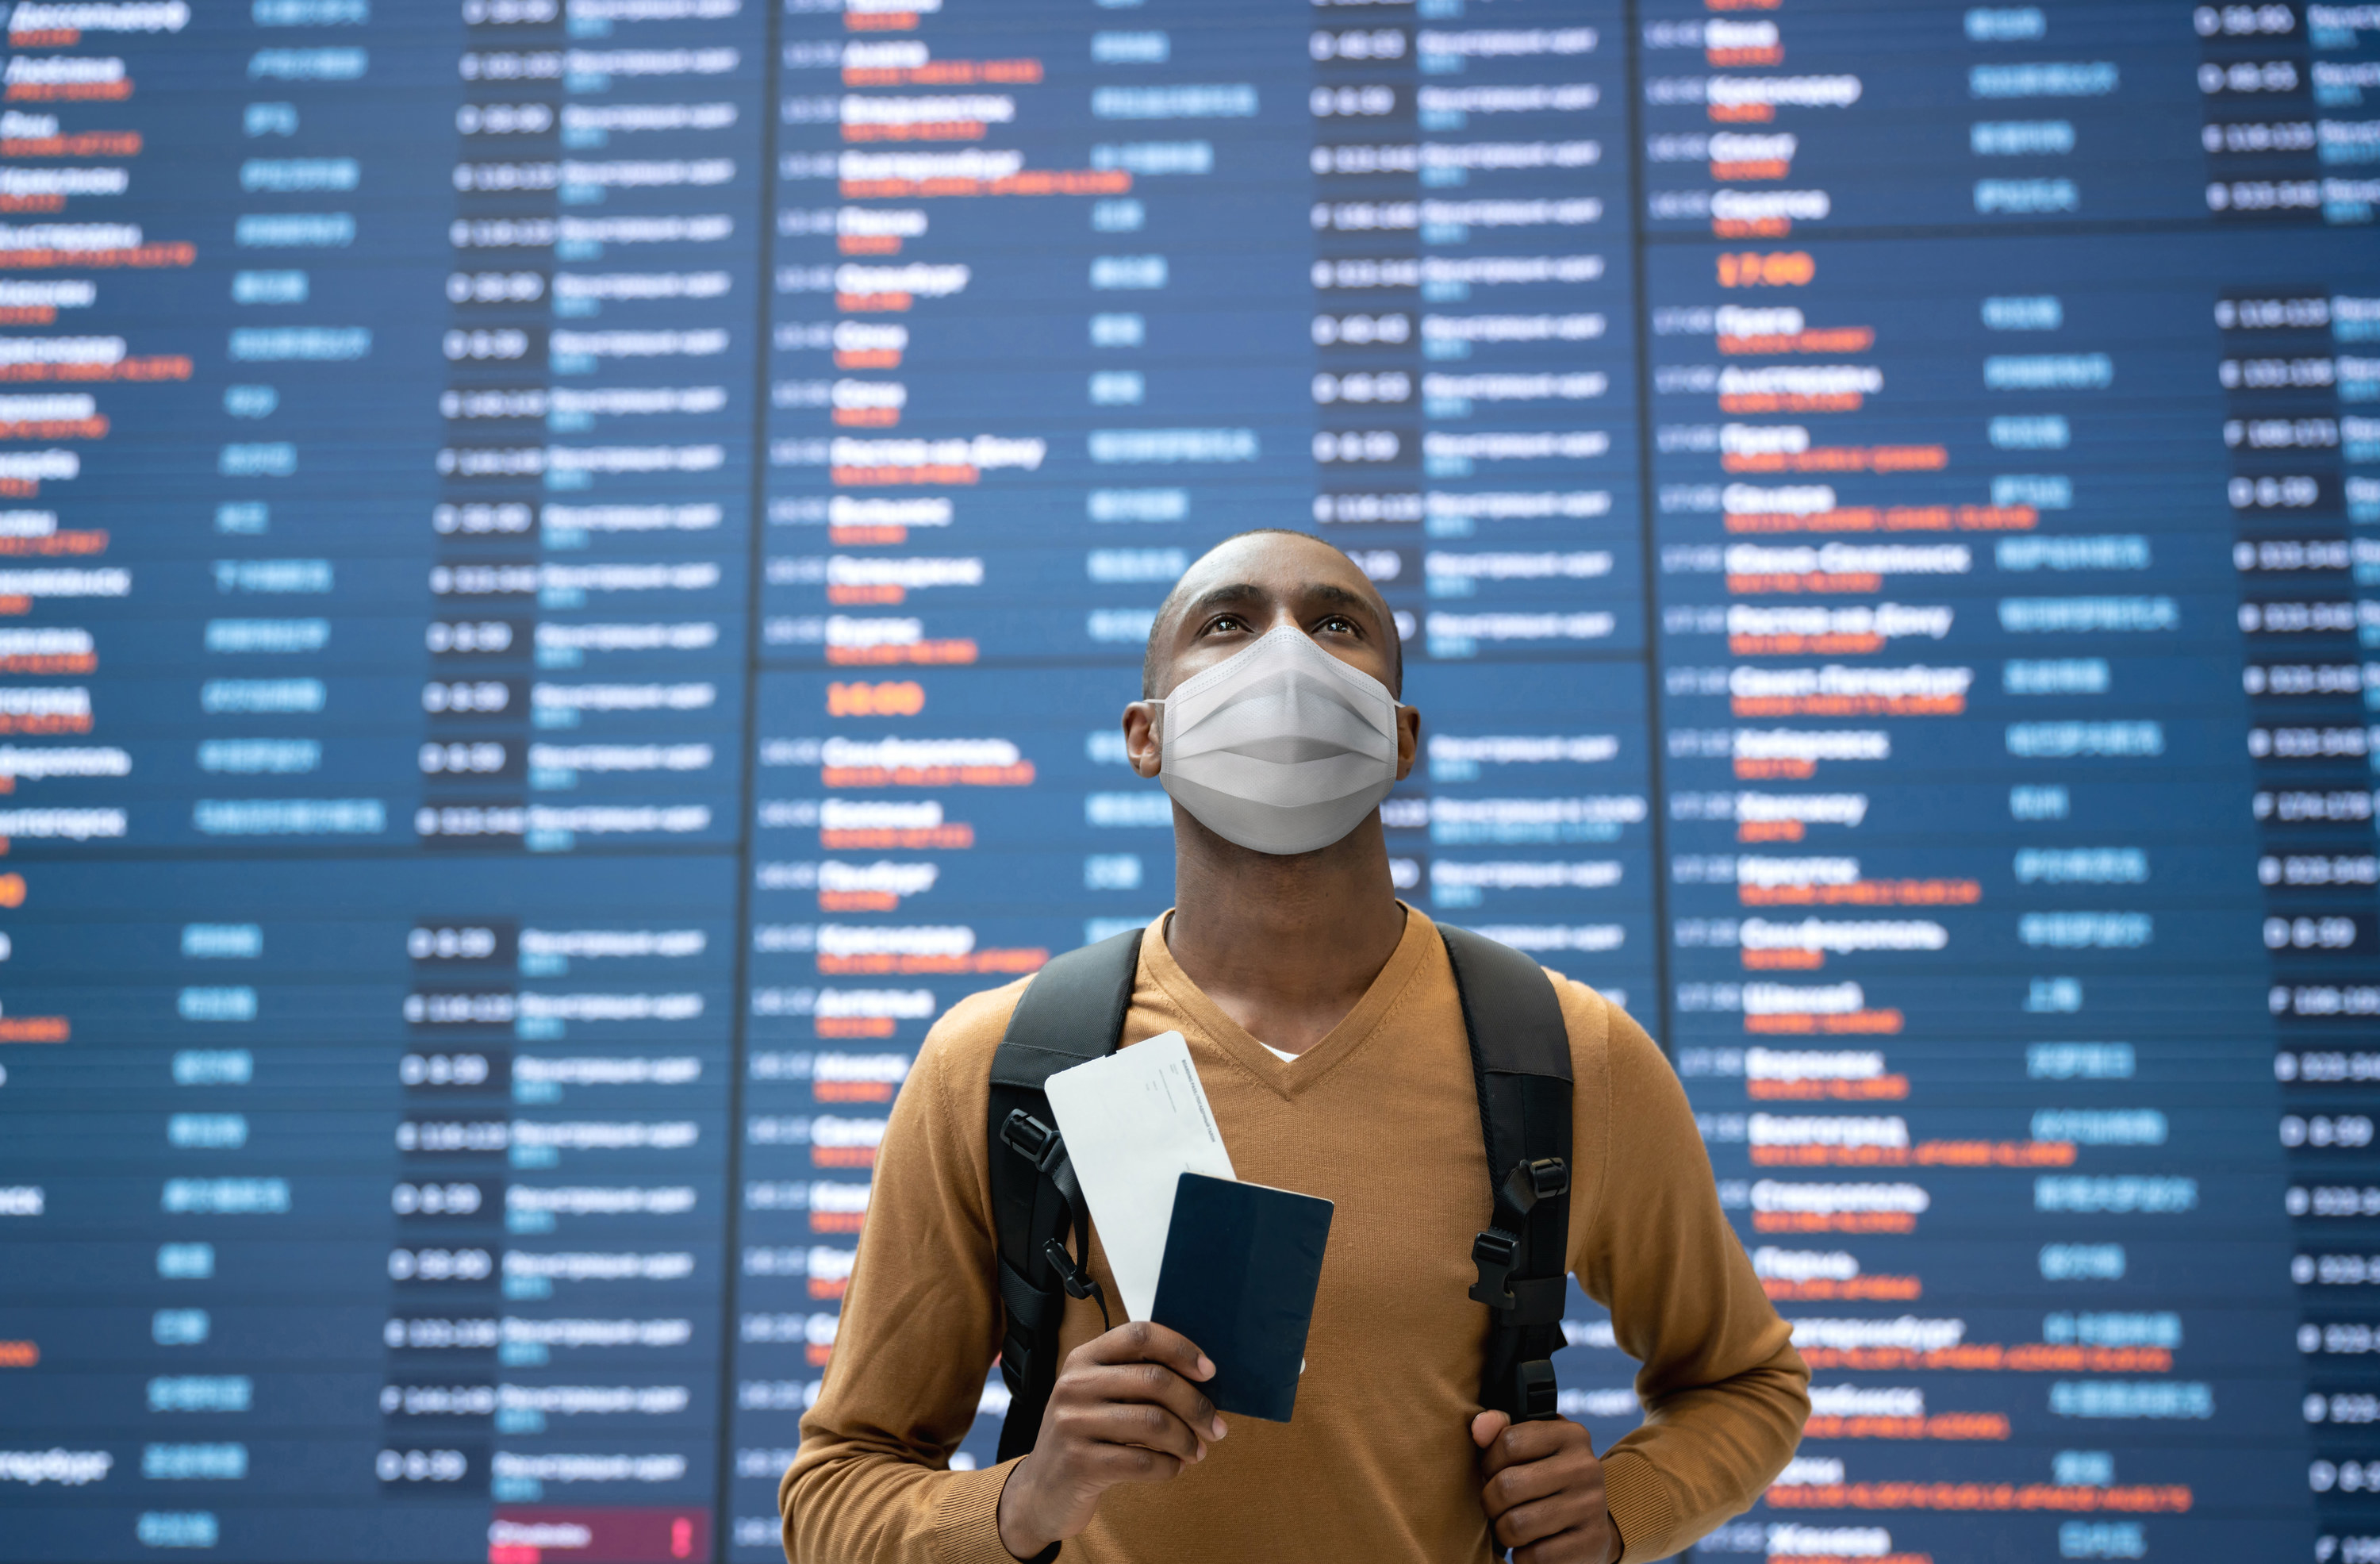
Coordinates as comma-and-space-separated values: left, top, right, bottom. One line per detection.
1559, 985, 1811, 1562
780, 984, 1031, 1564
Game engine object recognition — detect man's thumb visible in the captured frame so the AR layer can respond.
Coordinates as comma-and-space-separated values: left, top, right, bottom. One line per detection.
1471, 1410, 1511, 1449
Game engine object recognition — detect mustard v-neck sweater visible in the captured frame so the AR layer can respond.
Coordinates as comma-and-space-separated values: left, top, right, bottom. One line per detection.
782, 908, 1808, 1563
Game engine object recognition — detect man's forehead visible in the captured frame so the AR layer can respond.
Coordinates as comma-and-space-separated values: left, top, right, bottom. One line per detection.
1177, 575, 1375, 614
1173, 534, 1373, 605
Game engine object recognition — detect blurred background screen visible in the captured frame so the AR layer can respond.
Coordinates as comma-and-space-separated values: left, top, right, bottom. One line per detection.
0, 0, 2370, 1559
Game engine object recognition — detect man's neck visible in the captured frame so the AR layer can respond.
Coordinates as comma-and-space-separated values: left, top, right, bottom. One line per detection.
1164, 813, 1408, 1056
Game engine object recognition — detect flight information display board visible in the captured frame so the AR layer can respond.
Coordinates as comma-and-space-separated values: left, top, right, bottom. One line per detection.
0, 0, 2370, 1560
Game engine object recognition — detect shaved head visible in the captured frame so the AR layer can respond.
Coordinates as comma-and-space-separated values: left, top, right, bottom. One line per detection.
1141, 529, 1402, 698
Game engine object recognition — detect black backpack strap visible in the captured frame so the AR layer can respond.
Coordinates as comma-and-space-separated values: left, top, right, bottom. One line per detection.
1440, 924, 1575, 1424
986, 928, 1143, 1464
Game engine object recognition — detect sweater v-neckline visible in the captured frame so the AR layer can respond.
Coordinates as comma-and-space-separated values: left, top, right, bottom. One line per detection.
1139, 903, 1435, 1101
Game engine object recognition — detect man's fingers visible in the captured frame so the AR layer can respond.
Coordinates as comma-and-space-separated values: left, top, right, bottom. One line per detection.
1473, 1422, 1608, 1562
1471, 1409, 1510, 1449
1493, 1496, 1589, 1551
1081, 1362, 1226, 1443
1478, 1417, 1587, 1480
1076, 1401, 1207, 1467
1480, 1450, 1578, 1518
1089, 1440, 1188, 1485
1087, 1319, 1215, 1382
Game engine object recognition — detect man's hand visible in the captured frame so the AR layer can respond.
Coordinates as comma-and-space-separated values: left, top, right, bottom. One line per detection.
996, 1321, 1227, 1560
1470, 1411, 1620, 1564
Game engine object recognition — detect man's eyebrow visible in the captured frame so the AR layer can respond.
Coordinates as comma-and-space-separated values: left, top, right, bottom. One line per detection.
1178, 581, 1269, 620
1303, 581, 1380, 620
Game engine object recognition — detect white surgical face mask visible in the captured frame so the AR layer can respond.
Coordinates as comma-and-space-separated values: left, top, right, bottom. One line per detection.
1153, 625, 1403, 855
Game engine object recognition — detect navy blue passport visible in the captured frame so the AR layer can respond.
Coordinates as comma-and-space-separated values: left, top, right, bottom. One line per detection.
1150, 1172, 1334, 1424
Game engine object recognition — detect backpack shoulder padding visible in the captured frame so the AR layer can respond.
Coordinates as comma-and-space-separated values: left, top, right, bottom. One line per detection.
1439, 924, 1575, 1423
989, 927, 1144, 1095
987, 928, 1144, 1463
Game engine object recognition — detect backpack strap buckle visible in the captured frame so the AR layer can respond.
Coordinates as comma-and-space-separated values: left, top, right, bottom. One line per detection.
1472, 1158, 1568, 1311
1000, 1109, 1066, 1174
1507, 1358, 1560, 1422
1468, 1227, 1522, 1310
1042, 1237, 1101, 1301
1500, 1156, 1568, 1215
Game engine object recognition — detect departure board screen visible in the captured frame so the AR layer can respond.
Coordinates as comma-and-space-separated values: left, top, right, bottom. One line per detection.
0, 0, 2372, 1559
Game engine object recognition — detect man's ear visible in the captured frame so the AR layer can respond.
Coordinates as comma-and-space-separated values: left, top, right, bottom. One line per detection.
1123, 701, 1162, 778
1392, 704, 1421, 782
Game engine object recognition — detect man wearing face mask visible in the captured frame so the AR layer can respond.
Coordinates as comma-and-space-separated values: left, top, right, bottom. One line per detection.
784, 531, 1809, 1564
